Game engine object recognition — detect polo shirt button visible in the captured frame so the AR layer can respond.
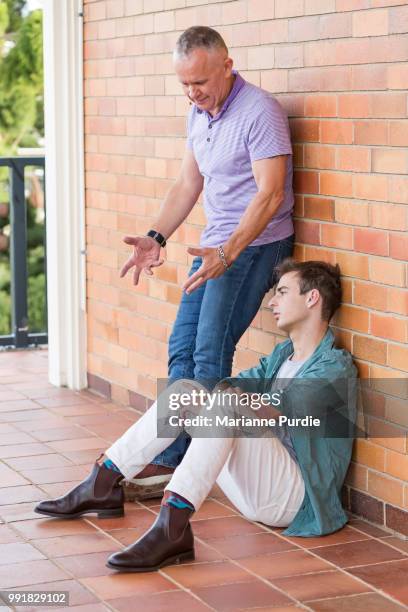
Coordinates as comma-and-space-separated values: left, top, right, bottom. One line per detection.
207, 138, 210, 142
209, 124, 212, 129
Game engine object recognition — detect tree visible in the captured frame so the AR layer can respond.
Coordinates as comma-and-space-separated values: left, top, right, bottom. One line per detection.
0, 1, 45, 338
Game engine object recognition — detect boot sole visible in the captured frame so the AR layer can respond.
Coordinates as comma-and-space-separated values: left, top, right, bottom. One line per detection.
106, 549, 195, 572
121, 480, 168, 502
34, 507, 124, 520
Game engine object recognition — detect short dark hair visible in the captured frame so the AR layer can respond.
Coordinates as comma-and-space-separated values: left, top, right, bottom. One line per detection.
275, 259, 342, 322
175, 26, 228, 58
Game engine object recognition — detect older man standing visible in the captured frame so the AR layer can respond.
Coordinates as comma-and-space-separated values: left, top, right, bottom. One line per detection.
119, 26, 295, 492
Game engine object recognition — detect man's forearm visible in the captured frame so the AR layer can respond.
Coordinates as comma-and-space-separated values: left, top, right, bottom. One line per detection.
223, 190, 284, 264
150, 181, 201, 240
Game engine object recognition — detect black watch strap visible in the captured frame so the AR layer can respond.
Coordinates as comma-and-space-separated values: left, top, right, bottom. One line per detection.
147, 229, 166, 248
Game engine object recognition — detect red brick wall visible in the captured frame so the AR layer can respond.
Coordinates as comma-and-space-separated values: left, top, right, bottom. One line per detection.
83, 0, 408, 533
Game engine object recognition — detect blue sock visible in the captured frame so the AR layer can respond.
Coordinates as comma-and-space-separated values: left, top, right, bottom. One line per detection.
165, 494, 194, 511
103, 459, 122, 474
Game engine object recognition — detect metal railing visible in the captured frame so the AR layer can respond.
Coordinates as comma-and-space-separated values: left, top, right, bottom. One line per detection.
0, 156, 47, 348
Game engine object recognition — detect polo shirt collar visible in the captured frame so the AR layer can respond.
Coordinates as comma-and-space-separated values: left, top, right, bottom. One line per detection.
197, 70, 245, 121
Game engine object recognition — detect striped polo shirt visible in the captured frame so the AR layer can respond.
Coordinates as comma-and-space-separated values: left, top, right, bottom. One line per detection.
186, 71, 294, 248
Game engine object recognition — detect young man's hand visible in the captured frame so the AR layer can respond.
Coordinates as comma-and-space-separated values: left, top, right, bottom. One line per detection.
120, 236, 164, 285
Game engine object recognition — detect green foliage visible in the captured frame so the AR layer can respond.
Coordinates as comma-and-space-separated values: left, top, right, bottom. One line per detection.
4, 0, 26, 34
0, 6, 43, 151
0, 2, 46, 340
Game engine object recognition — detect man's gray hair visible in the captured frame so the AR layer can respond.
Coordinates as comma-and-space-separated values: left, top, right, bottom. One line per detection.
174, 26, 228, 59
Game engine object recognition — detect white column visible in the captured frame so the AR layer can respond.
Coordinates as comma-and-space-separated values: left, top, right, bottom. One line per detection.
42, 0, 87, 389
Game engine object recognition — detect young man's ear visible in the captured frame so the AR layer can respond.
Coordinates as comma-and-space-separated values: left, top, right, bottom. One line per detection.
306, 288, 320, 308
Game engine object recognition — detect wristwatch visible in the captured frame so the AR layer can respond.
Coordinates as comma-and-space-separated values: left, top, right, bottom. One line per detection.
147, 229, 166, 248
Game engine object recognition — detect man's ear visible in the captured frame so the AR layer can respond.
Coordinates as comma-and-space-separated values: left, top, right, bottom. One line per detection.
306, 288, 320, 308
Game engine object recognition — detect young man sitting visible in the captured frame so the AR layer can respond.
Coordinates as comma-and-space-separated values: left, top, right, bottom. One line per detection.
35, 259, 357, 573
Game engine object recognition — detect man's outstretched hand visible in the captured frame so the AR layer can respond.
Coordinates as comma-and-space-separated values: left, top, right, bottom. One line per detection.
120, 236, 164, 285
182, 246, 230, 294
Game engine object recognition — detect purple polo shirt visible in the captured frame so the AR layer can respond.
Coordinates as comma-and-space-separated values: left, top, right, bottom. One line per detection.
186, 71, 294, 248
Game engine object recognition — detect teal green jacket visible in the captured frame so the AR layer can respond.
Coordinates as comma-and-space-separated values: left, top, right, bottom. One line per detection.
229, 328, 357, 537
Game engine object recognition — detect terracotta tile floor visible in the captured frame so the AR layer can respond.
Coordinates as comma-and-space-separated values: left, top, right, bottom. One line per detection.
0, 349, 407, 611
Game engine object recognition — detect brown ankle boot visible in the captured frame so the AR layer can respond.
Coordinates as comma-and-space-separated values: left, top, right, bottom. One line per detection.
106, 500, 194, 572
34, 455, 124, 519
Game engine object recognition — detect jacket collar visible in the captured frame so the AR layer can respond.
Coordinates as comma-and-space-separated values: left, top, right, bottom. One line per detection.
274, 327, 335, 374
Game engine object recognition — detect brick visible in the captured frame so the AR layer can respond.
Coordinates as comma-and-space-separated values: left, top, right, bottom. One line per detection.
338, 94, 370, 119
386, 504, 408, 536
389, 4, 408, 34
386, 396, 408, 429
124, 0, 143, 16
336, 0, 369, 9
275, 0, 304, 18
86, 2, 106, 21
145, 0, 165, 11
304, 95, 337, 117
226, 22, 260, 47
275, 45, 303, 68
371, 313, 406, 342
289, 66, 352, 92
333, 305, 369, 333
106, 0, 125, 18
304, 197, 334, 221
388, 343, 408, 371
353, 9, 389, 37
320, 172, 353, 197
320, 121, 353, 144
336, 253, 369, 282
293, 170, 319, 194
260, 20, 288, 44
335, 201, 369, 227
354, 281, 388, 311
337, 148, 371, 173
345, 462, 367, 491
354, 121, 388, 146
370, 93, 406, 118
372, 149, 407, 174
304, 144, 336, 169
386, 288, 408, 316
288, 15, 319, 42
304, 40, 337, 67
368, 472, 404, 508
353, 438, 386, 470
390, 234, 408, 261
248, 46, 275, 70
222, 0, 247, 24
370, 257, 406, 287
388, 63, 408, 89
304, 0, 335, 14
389, 176, 408, 205
353, 335, 387, 367
289, 118, 320, 143
319, 12, 352, 38
154, 10, 175, 32
304, 246, 336, 264
351, 65, 388, 91
293, 219, 321, 245
354, 228, 389, 257
321, 223, 353, 250
260, 70, 288, 93
354, 174, 388, 202
350, 489, 384, 525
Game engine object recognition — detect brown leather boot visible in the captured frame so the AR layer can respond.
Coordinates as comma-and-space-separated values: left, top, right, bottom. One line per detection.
34, 454, 124, 519
106, 501, 194, 572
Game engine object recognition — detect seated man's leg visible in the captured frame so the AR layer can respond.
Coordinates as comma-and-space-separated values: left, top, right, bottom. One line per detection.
105, 406, 304, 573
216, 435, 305, 527
34, 398, 179, 519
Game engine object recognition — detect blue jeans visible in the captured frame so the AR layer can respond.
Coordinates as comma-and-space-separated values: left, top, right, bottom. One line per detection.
151, 235, 294, 468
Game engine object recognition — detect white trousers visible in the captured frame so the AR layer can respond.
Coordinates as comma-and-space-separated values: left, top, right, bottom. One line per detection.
106, 398, 305, 527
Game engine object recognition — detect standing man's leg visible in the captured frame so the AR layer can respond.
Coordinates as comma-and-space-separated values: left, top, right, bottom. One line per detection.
151, 236, 294, 470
